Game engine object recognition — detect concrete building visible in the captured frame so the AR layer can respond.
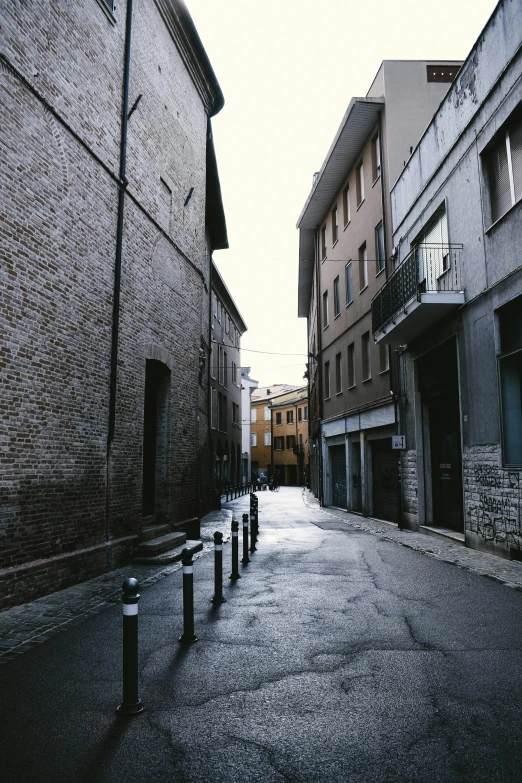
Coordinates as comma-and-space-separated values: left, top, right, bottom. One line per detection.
210, 263, 247, 494
298, 60, 461, 519
376, 0, 522, 557
0, 0, 228, 608
240, 368, 259, 482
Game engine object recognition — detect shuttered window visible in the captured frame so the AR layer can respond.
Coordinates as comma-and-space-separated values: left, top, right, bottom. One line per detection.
324, 361, 330, 399
348, 343, 355, 387
335, 352, 342, 394
345, 262, 353, 305
485, 108, 522, 224
334, 276, 340, 317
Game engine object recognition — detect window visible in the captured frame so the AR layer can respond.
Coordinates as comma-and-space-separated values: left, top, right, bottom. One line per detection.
371, 132, 381, 182
276, 411, 282, 425
251, 433, 257, 447
223, 352, 228, 388
359, 243, 368, 290
298, 407, 302, 422
304, 405, 308, 420
225, 312, 229, 335
345, 262, 353, 305
275, 436, 284, 450
210, 341, 217, 379
332, 205, 338, 244
218, 393, 227, 431
264, 432, 271, 446
362, 332, 371, 380
356, 160, 364, 206
322, 290, 329, 328
100, 0, 115, 13
324, 361, 330, 399
286, 435, 296, 450
251, 408, 257, 423
218, 346, 224, 385
212, 292, 217, 323
379, 343, 390, 373
335, 352, 342, 394
232, 361, 237, 386
485, 108, 522, 224
232, 402, 239, 424
427, 65, 459, 83
321, 224, 327, 260
343, 185, 350, 226
211, 388, 217, 429
286, 410, 294, 424
376, 222, 385, 274
415, 208, 450, 286
333, 276, 340, 318
217, 300, 221, 323
348, 342, 355, 387
264, 406, 271, 421
498, 295, 522, 465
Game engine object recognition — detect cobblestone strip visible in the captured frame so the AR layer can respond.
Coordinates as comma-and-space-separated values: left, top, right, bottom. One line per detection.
302, 490, 522, 591
0, 510, 233, 664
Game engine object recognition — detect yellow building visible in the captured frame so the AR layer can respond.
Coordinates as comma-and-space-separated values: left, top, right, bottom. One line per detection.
250, 385, 309, 486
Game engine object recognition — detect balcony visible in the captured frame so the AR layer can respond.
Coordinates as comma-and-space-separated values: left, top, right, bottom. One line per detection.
372, 244, 464, 344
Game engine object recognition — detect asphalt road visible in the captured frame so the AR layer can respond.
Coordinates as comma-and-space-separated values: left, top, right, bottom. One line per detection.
1, 487, 522, 782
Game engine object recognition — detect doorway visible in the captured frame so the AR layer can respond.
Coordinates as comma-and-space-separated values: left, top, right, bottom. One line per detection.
142, 360, 171, 516
351, 440, 362, 512
331, 445, 347, 508
419, 339, 463, 532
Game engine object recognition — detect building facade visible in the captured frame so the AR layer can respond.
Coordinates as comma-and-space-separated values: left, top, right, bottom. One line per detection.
377, 0, 522, 558
298, 60, 461, 519
240, 368, 259, 482
270, 387, 309, 487
250, 386, 299, 481
0, 0, 228, 608
210, 264, 247, 494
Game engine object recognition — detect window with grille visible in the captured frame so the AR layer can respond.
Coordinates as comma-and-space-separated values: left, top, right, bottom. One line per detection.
343, 185, 350, 226
334, 276, 340, 317
332, 205, 338, 244
335, 352, 342, 394
324, 361, 331, 399
484, 107, 522, 224
348, 342, 355, 387
362, 332, 371, 380
345, 262, 353, 305
359, 243, 368, 291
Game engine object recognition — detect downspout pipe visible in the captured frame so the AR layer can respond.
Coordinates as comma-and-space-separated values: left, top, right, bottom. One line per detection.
108, 0, 134, 450
315, 229, 324, 506
208, 256, 215, 506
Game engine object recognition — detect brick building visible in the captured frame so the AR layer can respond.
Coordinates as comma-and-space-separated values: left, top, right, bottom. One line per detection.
0, 0, 228, 608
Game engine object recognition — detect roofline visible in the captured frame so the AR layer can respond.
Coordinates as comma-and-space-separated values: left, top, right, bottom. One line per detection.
154, 0, 224, 117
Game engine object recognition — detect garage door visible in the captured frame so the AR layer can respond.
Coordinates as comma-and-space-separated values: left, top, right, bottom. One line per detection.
331, 445, 347, 508
372, 439, 398, 522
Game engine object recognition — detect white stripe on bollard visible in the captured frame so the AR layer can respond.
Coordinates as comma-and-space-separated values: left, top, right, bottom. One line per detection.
215, 545, 223, 551
183, 565, 194, 574
232, 531, 238, 537
123, 604, 138, 616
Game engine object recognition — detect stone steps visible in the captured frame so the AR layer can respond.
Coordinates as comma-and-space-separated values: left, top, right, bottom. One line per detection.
133, 539, 203, 565
139, 523, 170, 541
134, 531, 187, 558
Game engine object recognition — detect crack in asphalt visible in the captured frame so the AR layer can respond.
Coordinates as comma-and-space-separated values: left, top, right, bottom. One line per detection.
225, 734, 296, 783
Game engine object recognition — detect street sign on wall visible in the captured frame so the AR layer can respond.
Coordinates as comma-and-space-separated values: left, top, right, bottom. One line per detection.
392, 435, 406, 450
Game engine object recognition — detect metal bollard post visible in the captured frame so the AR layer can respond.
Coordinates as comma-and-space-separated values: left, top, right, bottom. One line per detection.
229, 519, 240, 580
241, 513, 250, 564
117, 578, 145, 715
179, 549, 198, 643
211, 531, 226, 604
249, 505, 257, 552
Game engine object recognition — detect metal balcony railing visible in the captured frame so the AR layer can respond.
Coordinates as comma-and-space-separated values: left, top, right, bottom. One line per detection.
371, 244, 463, 335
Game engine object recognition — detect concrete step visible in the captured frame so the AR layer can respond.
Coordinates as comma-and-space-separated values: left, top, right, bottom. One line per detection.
134, 531, 186, 557
139, 523, 170, 542
133, 539, 203, 565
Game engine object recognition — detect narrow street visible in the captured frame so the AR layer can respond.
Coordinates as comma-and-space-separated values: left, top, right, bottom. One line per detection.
1, 488, 522, 782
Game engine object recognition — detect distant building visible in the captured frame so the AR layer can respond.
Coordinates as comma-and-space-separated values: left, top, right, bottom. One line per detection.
297, 59, 461, 519
210, 264, 247, 495
240, 368, 259, 482
377, 0, 522, 557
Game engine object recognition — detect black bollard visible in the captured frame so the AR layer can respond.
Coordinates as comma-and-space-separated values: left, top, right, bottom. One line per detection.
117, 578, 145, 715
229, 519, 241, 580
211, 531, 226, 604
241, 513, 250, 564
249, 506, 257, 552
179, 549, 198, 643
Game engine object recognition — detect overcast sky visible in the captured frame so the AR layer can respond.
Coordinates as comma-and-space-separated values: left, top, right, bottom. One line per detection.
187, 0, 497, 387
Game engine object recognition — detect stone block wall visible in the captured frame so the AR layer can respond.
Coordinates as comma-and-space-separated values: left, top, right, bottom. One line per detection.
400, 450, 418, 523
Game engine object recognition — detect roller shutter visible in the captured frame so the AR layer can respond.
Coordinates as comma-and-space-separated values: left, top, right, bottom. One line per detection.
372, 439, 398, 522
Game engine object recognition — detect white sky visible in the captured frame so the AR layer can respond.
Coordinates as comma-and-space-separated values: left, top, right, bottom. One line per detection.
187, 0, 497, 386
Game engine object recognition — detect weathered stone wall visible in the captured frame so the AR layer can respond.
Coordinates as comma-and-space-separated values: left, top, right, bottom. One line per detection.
464, 445, 522, 555
401, 450, 418, 523
0, 0, 215, 608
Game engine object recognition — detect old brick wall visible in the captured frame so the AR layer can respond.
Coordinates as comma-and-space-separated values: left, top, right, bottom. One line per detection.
0, 0, 215, 608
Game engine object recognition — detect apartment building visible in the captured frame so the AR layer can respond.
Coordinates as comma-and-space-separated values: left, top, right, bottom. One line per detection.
376, 0, 522, 558
298, 60, 461, 519
271, 387, 309, 486
240, 368, 259, 482
210, 264, 247, 495
250, 386, 299, 480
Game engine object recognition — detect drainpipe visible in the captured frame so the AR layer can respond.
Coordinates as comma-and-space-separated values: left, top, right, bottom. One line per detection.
208, 254, 214, 507
270, 403, 274, 482
315, 229, 324, 505
107, 0, 134, 535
